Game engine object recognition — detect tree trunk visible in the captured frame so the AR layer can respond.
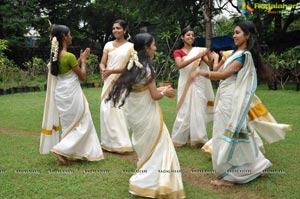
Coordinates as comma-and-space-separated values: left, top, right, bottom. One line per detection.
203, 0, 213, 48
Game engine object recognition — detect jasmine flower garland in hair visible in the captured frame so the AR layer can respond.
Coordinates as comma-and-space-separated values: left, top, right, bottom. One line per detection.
127, 50, 143, 70
51, 37, 59, 61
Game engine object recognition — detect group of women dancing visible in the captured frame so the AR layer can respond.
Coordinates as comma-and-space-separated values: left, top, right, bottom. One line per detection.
39, 19, 291, 198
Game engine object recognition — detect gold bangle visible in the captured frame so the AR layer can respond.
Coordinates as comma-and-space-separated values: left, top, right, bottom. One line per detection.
222, 56, 226, 61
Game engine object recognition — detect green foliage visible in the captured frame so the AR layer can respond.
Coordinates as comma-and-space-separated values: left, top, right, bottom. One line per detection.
23, 57, 48, 77
153, 29, 182, 82
21, 57, 48, 87
0, 49, 48, 89
214, 17, 234, 36
264, 46, 300, 89
154, 51, 177, 82
0, 40, 9, 53
0, 39, 19, 89
86, 53, 100, 82
0, 0, 41, 47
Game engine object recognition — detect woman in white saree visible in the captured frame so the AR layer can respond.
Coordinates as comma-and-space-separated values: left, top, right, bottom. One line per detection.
39, 25, 103, 164
99, 19, 133, 153
191, 21, 290, 186
106, 33, 185, 198
171, 27, 214, 148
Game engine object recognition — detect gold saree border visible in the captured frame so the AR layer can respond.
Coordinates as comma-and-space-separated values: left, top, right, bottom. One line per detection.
248, 102, 269, 121
176, 50, 202, 112
43, 68, 52, 129
207, 100, 214, 107
42, 125, 60, 135
101, 144, 133, 153
201, 144, 212, 157
132, 85, 149, 92
224, 130, 250, 139
136, 103, 164, 170
129, 184, 185, 199
51, 148, 104, 161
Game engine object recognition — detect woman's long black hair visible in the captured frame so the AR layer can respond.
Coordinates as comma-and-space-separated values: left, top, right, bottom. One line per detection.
50, 25, 70, 76
106, 33, 156, 108
234, 20, 272, 80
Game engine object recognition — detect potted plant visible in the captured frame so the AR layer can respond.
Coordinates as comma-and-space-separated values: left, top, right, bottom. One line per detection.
154, 51, 177, 88
86, 53, 100, 88
154, 30, 181, 88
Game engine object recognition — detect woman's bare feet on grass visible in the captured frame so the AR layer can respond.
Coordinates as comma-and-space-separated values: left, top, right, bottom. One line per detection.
57, 154, 68, 165
259, 172, 265, 177
210, 179, 234, 187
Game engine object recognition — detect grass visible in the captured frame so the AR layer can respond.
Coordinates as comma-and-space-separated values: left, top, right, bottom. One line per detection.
0, 85, 299, 199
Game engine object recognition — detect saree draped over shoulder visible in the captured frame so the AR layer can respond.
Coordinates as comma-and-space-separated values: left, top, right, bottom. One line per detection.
126, 83, 185, 198
40, 68, 103, 161
40, 63, 60, 154
172, 47, 214, 147
211, 50, 291, 183
201, 52, 291, 157
100, 41, 134, 153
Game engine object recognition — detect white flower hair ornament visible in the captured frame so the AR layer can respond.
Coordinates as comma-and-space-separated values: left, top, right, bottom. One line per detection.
127, 50, 143, 70
51, 37, 59, 61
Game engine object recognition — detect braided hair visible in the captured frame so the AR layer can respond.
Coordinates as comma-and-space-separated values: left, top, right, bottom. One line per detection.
49, 25, 70, 76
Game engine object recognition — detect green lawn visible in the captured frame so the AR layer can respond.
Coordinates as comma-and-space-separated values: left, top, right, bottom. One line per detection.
0, 85, 299, 199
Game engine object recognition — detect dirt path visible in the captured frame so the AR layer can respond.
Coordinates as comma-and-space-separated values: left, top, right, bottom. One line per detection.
0, 127, 40, 139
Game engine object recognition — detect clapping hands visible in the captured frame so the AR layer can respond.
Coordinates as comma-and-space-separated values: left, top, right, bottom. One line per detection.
159, 85, 176, 99
80, 48, 90, 63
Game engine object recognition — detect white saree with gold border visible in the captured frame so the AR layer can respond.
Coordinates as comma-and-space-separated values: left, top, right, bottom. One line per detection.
172, 47, 214, 147
40, 63, 60, 154
126, 81, 185, 198
100, 41, 134, 153
210, 50, 291, 183
41, 69, 104, 161
201, 54, 291, 158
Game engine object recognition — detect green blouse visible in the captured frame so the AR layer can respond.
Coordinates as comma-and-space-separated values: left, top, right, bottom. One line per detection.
59, 52, 78, 74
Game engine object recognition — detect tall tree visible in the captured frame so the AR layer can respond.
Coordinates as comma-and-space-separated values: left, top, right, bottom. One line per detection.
225, 0, 300, 52
0, 0, 41, 47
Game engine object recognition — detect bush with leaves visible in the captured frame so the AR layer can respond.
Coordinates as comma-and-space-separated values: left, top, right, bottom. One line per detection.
265, 46, 300, 90
0, 39, 19, 89
86, 53, 100, 83
154, 30, 181, 83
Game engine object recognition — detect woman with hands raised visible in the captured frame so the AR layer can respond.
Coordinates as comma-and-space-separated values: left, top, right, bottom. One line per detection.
171, 27, 214, 148
193, 20, 290, 186
40, 24, 104, 165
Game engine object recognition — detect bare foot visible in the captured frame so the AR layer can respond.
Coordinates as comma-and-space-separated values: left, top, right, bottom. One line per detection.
192, 143, 204, 149
210, 180, 234, 187
259, 173, 265, 177
57, 154, 68, 165
173, 143, 184, 148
